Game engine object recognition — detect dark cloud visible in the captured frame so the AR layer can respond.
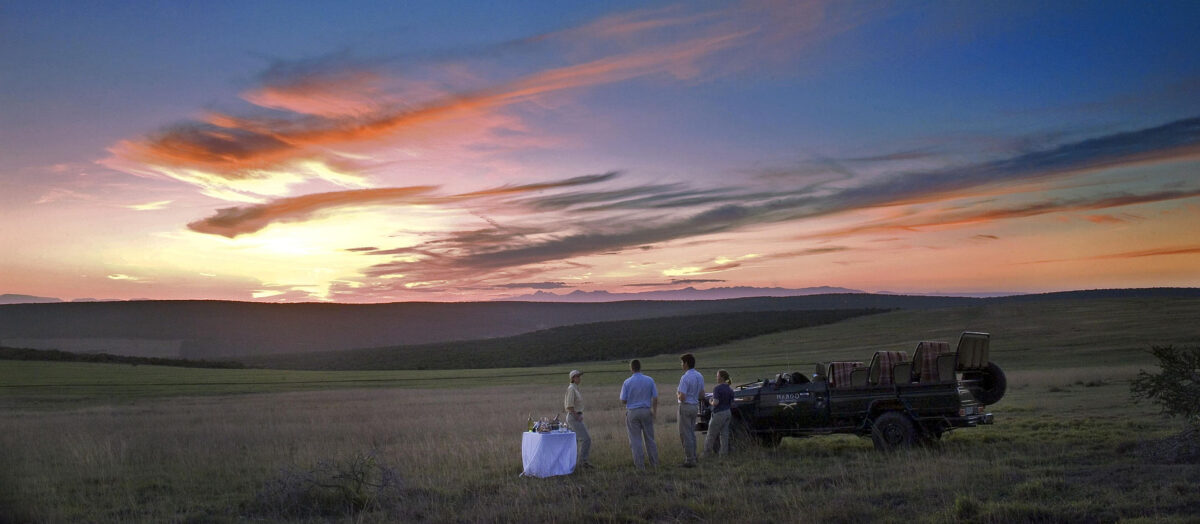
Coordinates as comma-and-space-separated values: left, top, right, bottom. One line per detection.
362, 116, 1200, 282
826, 116, 1200, 210
188, 186, 438, 238
842, 149, 937, 163
799, 187, 1200, 240
188, 173, 615, 238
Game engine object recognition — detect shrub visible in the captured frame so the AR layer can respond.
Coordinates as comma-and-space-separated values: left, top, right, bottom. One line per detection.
953, 494, 981, 520
251, 451, 403, 520
1130, 345, 1200, 424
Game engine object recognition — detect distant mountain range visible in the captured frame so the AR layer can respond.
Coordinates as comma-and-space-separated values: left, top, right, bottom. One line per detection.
0, 294, 63, 305
0, 294, 118, 305
1, 285, 1000, 305
501, 286, 867, 302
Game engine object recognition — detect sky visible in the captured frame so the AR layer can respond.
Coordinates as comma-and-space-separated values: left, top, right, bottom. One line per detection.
1, 0, 1199, 303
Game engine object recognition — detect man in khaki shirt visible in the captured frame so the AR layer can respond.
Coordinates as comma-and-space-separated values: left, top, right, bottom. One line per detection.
564, 369, 592, 467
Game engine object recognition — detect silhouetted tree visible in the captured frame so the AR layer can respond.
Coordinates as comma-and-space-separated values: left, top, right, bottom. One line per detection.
1130, 345, 1200, 425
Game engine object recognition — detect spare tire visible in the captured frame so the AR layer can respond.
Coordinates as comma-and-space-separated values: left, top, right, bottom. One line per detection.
966, 362, 1007, 405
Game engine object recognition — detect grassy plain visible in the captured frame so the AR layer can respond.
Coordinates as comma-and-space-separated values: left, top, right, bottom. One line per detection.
2, 297, 1200, 522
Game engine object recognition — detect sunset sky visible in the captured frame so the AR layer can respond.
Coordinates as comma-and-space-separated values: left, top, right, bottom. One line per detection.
2, 1, 1199, 302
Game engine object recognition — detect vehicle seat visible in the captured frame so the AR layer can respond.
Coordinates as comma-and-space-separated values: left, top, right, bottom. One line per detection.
813, 363, 827, 382
955, 332, 990, 371
827, 361, 864, 388
937, 354, 957, 382
850, 368, 869, 388
912, 341, 952, 383
869, 350, 909, 386
892, 362, 913, 385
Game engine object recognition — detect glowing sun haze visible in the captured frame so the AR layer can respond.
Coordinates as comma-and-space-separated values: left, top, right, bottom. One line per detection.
2, 1, 1199, 302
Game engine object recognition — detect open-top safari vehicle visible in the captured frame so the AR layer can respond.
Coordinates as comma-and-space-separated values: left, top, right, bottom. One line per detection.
696, 331, 1006, 450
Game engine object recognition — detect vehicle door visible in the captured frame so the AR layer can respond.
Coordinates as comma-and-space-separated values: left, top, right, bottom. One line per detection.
773, 380, 827, 429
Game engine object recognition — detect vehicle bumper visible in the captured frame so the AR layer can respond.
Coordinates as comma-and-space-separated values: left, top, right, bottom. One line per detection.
948, 412, 993, 427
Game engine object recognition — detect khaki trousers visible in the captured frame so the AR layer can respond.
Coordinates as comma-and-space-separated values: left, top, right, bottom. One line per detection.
625, 407, 657, 469
567, 412, 591, 463
677, 403, 699, 464
704, 409, 731, 456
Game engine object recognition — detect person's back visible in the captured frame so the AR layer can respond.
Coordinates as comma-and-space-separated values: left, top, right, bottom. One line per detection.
622, 372, 656, 409
620, 359, 658, 469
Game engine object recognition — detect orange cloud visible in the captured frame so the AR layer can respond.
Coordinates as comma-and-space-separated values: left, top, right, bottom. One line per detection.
1023, 244, 1200, 265
1096, 245, 1200, 259
241, 69, 386, 118
104, 0, 857, 200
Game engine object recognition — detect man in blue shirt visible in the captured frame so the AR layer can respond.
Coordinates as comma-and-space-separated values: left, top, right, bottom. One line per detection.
676, 353, 704, 467
619, 359, 658, 469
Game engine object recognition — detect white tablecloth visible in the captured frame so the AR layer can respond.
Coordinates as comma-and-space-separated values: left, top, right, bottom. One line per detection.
521, 431, 577, 477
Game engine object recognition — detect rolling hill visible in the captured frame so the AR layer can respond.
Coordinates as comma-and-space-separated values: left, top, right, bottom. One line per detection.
1, 288, 1196, 360
0, 294, 973, 358
241, 308, 885, 370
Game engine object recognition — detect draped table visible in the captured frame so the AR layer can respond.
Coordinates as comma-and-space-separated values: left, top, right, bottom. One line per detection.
520, 430, 577, 477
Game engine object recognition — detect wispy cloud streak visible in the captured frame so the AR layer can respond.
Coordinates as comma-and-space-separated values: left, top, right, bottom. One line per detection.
188, 172, 617, 238
361, 116, 1200, 283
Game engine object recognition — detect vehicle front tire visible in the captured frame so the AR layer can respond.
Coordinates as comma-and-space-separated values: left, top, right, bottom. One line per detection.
871, 411, 917, 451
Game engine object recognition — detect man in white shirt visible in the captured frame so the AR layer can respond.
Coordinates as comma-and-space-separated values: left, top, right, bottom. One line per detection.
676, 353, 704, 467
564, 369, 592, 468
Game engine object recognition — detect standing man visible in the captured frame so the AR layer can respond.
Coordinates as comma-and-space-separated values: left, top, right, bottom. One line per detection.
620, 359, 658, 469
676, 353, 704, 467
564, 369, 592, 468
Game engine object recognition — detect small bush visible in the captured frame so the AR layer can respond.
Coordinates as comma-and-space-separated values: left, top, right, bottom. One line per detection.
953, 494, 981, 520
1130, 345, 1200, 424
251, 451, 403, 520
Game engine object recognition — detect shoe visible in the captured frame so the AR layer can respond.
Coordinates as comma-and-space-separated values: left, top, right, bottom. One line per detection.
580, 462, 594, 468
681, 462, 697, 468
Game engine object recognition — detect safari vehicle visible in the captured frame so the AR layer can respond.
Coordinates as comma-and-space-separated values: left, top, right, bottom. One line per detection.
696, 331, 1006, 450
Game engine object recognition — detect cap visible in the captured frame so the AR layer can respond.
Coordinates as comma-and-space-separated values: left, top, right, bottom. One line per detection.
569, 369, 583, 379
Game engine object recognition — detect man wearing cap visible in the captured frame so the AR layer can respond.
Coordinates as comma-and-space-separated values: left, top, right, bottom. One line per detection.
564, 369, 592, 468
620, 359, 658, 469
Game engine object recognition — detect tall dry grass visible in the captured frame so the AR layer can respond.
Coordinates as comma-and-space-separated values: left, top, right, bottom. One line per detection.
2, 370, 1198, 522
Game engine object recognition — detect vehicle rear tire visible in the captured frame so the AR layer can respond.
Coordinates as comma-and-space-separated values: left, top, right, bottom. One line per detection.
965, 362, 1007, 405
871, 411, 917, 451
